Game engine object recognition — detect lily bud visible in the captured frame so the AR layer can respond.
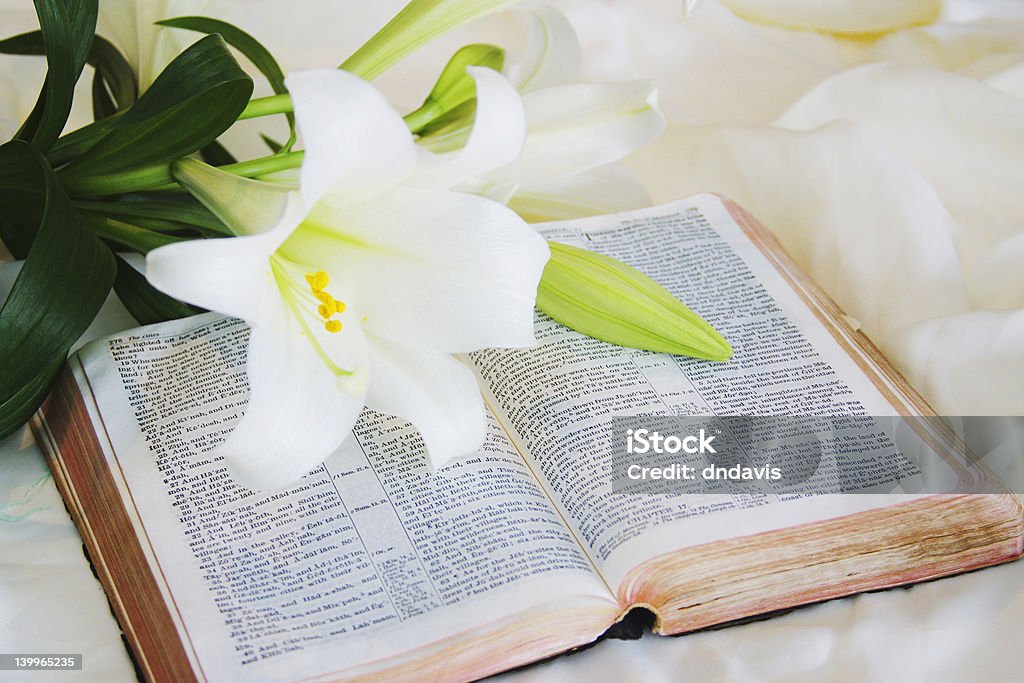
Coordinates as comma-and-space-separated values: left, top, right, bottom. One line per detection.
537, 241, 733, 361
340, 0, 518, 80
405, 44, 505, 134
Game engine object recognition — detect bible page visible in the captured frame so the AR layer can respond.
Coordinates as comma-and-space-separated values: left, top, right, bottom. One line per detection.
471, 194, 949, 587
70, 314, 616, 682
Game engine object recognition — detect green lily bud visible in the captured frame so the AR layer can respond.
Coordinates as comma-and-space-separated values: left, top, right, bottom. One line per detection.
404, 44, 505, 134
341, 0, 517, 80
537, 241, 733, 361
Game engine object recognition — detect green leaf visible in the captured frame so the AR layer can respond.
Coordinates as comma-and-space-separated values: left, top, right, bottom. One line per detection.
0, 181, 45, 259
60, 34, 253, 194
260, 133, 283, 154
45, 114, 119, 167
537, 241, 733, 361
158, 16, 297, 151
0, 140, 116, 439
91, 35, 138, 119
0, 30, 42, 54
199, 139, 238, 166
14, 0, 98, 151
92, 70, 118, 120
0, 356, 63, 437
113, 254, 201, 325
0, 217, 32, 259
2, 31, 137, 116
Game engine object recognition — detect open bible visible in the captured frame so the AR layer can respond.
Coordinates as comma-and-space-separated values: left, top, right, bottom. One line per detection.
33, 195, 1023, 682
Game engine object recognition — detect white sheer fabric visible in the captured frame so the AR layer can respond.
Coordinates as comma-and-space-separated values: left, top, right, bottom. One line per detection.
1, 1, 1022, 680
555, 0, 1024, 418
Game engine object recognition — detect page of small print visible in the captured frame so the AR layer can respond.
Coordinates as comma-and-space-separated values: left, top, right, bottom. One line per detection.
77, 195, 924, 681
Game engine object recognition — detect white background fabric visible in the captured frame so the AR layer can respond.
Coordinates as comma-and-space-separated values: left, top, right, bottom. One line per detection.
1, 0, 1022, 680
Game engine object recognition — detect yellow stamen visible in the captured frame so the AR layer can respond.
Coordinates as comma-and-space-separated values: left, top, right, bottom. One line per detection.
305, 271, 329, 292
304, 267, 348, 331
272, 258, 353, 377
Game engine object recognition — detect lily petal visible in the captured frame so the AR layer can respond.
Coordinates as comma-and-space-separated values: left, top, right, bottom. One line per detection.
489, 80, 666, 185
219, 309, 369, 490
145, 194, 308, 325
365, 335, 485, 469
507, 163, 653, 222
281, 187, 549, 352
287, 68, 417, 208
720, 0, 941, 35
173, 158, 297, 236
508, 1, 582, 92
411, 66, 526, 190
97, 0, 204, 90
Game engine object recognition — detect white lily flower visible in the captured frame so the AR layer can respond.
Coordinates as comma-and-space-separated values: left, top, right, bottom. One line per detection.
484, 79, 663, 190
415, 2, 666, 220
335, 0, 663, 218
505, 1, 582, 93
146, 67, 549, 489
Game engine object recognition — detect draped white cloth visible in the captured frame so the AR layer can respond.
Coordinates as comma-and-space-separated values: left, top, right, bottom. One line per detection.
2, 1, 1023, 680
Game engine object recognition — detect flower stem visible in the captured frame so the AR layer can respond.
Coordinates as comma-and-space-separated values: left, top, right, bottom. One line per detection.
218, 151, 305, 178
80, 213, 187, 253
60, 164, 177, 197
238, 93, 294, 121
239, 91, 449, 135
